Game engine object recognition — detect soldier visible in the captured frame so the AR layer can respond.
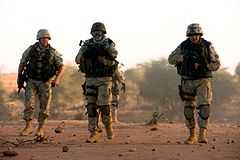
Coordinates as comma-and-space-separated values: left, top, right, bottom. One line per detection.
17, 29, 64, 138
168, 23, 220, 144
75, 22, 118, 143
111, 67, 125, 123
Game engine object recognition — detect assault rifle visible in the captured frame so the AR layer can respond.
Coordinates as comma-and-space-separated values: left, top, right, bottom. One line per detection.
79, 40, 119, 64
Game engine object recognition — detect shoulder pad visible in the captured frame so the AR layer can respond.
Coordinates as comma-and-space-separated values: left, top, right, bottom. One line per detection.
86, 38, 94, 43
103, 38, 115, 47
83, 38, 94, 46
48, 45, 56, 52
106, 38, 114, 45
201, 38, 211, 46
180, 39, 189, 49
32, 42, 39, 48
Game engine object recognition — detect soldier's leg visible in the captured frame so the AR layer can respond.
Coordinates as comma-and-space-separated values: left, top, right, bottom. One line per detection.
184, 103, 196, 129
196, 79, 212, 143
197, 104, 210, 129
197, 104, 210, 143
181, 80, 197, 144
184, 101, 197, 144
99, 105, 113, 139
111, 94, 120, 123
20, 80, 37, 136
87, 103, 98, 132
85, 84, 101, 143
36, 81, 52, 137
98, 81, 113, 139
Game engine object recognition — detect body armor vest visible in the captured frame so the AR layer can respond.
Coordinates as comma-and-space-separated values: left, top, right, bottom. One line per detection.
176, 39, 212, 79
81, 39, 117, 77
25, 43, 57, 82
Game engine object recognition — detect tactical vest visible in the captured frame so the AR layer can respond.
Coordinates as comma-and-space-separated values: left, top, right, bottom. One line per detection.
176, 38, 212, 79
81, 38, 118, 77
25, 43, 58, 82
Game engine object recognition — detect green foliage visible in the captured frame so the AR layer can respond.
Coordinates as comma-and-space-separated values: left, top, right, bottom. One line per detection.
124, 58, 240, 122
213, 68, 240, 105
1, 59, 240, 122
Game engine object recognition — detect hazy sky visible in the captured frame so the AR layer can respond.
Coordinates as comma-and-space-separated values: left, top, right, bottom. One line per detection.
0, 0, 240, 73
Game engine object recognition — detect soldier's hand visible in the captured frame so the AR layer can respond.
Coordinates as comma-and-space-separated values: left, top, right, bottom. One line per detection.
194, 63, 200, 69
17, 75, 21, 86
178, 54, 184, 63
17, 75, 24, 88
207, 63, 219, 71
51, 79, 60, 87
97, 56, 115, 66
97, 56, 107, 65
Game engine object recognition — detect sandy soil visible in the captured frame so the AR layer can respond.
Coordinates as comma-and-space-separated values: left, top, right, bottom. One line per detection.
0, 121, 239, 160
0, 73, 17, 93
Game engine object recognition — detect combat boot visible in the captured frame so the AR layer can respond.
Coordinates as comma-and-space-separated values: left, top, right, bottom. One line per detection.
184, 128, 197, 144
105, 125, 114, 139
86, 131, 101, 143
20, 120, 33, 136
198, 128, 208, 143
35, 122, 45, 138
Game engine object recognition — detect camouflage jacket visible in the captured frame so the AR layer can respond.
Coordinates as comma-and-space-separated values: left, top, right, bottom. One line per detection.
75, 37, 118, 77
20, 42, 63, 81
168, 38, 220, 79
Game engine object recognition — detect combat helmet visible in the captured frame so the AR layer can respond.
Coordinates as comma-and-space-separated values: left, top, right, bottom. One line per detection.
36, 29, 51, 40
91, 22, 107, 35
186, 23, 203, 37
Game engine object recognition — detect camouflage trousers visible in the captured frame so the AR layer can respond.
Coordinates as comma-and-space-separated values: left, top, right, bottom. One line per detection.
112, 80, 121, 107
181, 78, 212, 129
23, 79, 52, 123
112, 94, 120, 108
85, 77, 112, 132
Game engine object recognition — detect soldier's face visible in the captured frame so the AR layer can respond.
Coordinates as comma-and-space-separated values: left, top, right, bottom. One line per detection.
189, 35, 201, 44
39, 37, 49, 47
92, 31, 104, 41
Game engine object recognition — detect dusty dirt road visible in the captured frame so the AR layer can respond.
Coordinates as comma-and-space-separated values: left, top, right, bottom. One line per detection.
0, 121, 239, 160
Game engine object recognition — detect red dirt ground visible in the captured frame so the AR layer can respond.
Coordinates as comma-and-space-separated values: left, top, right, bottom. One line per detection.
0, 121, 239, 160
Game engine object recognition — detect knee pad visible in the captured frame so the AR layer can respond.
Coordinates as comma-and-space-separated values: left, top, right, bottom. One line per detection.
198, 105, 210, 120
87, 103, 97, 117
184, 106, 194, 120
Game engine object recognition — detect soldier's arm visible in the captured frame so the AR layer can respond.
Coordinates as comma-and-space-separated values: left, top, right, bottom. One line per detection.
18, 46, 31, 78
17, 63, 25, 77
19, 46, 32, 67
119, 71, 126, 92
98, 40, 118, 66
75, 45, 87, 64
108, 42, 118, 59
105, 39, 118, 59
116, 70, 125, 84
54, 65, 64, 85
52, 50, 64, 86
168, 45, 184, 65
17, 46, 31, 88
207, 44, 220, 71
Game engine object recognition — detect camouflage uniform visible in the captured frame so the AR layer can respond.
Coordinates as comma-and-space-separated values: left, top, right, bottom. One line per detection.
75, 22, 118, 142
20, 44, 63, 122
168, 23, 220, 144
18, 29, 63, 137
111, 67, 125, 122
